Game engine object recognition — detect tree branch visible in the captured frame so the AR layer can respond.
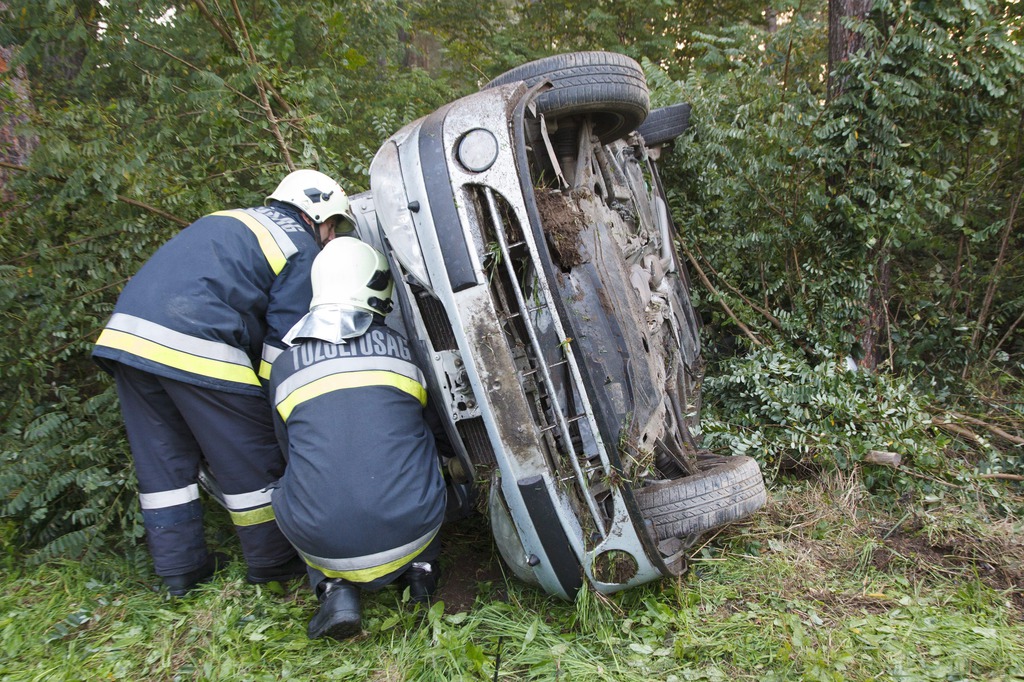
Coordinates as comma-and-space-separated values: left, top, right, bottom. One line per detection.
191, 0, 292, 114
681, 244, 763, 347
971, 181, 1023, 351
229, 0, 295, 170
130, 36, 260, 108
988, 307, 1024, 362
191, 0, 238, 51
0, 160, 188, 226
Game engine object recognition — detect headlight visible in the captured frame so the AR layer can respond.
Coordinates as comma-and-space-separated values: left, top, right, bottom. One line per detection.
369, 141, 431, 289
457, 128, 499, 172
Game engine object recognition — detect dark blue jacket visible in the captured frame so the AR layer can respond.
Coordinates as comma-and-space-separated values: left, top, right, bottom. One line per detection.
93, 204, 318, 395
268, 323, 447, 583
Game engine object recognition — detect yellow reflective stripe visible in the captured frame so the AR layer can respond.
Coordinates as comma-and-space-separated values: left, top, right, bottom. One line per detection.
213, 210, 287, 275
259, 344, 283, 381
276, 370, 427, 421
96, 329, 261, 386
106, 313, 253, 365
229, 505, 276, 527
305, 534, 434, 583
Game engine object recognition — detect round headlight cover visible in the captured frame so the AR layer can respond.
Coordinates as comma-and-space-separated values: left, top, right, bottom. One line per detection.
456, 128, 499, 173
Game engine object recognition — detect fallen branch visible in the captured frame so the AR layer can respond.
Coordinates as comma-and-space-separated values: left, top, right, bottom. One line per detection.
930, 417, 984, 444
951, 412, 1024, 447
930, 410, 1024, 447
977, 473, 1024, 482
681, 244, 762, 347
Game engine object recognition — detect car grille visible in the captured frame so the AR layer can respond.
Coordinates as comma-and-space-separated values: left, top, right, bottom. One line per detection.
470, 184, 615, 539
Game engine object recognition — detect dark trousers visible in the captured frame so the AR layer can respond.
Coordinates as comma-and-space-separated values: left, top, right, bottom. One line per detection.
113, 363, 296, 576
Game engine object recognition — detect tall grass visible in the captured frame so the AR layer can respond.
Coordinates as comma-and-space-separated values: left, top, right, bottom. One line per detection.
2, 480, 1022, 681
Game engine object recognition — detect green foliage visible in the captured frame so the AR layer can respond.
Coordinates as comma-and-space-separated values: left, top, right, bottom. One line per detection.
648, 1, 1024, 488
700, 349, 941, 474
0, 388, 142, 564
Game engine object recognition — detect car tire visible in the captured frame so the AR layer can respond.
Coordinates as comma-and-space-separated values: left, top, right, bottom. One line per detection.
483, 51, 650, 143
636, 103, 692, 146
634, 455, 766, 541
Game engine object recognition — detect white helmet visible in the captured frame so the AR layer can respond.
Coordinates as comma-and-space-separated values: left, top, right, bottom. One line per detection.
310, 237, 394, 316
266, 169, 354, 231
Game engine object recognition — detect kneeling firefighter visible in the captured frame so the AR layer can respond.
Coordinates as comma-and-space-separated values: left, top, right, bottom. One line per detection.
269, 237, 448, 640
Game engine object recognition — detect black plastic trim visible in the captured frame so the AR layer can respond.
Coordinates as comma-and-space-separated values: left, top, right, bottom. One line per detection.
517, 475, 583, 597
418, 107, 478, 292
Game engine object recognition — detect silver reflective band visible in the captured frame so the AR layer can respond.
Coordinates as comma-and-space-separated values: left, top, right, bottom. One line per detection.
261, 343, 283, 365
274, 356, 425, 406
298, 523, 440, 573
241, 208, 299, 259
139, 484, 200, 510
222, 487, 274, 511
106, 314, 253, 367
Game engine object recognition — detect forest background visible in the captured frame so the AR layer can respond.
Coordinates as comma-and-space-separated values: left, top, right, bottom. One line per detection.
0, 1, 1022, 680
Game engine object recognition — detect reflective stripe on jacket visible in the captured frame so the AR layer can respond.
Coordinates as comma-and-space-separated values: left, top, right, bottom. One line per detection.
93, 206, 318, 395
268, 324, 447, 582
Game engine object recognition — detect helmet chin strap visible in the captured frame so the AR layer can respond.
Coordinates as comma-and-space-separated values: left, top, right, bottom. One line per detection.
301, 213, 326, 249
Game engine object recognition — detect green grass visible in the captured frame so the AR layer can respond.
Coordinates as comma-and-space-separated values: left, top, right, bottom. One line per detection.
2, 478, 1023, 681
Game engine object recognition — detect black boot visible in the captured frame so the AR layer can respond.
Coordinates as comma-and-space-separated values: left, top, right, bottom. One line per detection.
307, 579, 362, 640
398, 561, 440, 604
163, 551, 229, 597
246, 554, 307, 584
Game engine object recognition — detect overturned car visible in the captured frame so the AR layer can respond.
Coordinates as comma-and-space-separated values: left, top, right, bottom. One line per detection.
345, 52, 766, 599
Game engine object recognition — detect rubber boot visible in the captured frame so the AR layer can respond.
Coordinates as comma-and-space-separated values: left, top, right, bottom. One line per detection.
307, 579, 362, 640
246, 554, 307, 584
398, 561, 440, 604
163, 551, 229, 597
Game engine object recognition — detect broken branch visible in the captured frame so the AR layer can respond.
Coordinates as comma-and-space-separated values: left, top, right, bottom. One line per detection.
681, 244, 762, 347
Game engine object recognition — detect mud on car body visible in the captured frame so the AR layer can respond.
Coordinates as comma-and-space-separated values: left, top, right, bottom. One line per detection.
347, 52, 766, 599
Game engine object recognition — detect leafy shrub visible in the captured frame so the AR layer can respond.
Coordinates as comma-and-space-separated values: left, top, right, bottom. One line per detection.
700, 349, 940, 476
0, 387, 143, 563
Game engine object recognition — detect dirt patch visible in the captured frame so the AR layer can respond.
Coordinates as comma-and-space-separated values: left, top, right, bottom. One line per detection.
871, 519, 1024, 612
535, 189, 587, 269
435, 517, 508, 613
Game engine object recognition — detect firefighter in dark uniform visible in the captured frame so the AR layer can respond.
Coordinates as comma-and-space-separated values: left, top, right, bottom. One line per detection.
269, 237, 447, 640
92, 169, 353, 596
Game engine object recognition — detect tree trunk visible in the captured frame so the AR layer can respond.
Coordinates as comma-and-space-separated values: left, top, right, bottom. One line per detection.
858, 247, 891, 371
827, 0, 871, 103
828, 0, 886, 370
0, 37, 37, 200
